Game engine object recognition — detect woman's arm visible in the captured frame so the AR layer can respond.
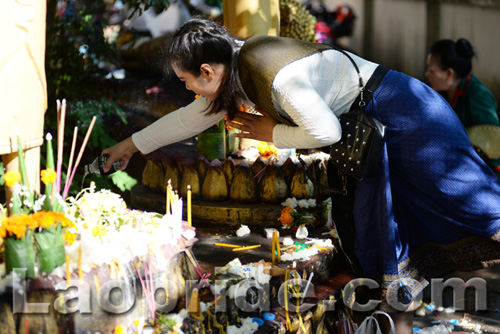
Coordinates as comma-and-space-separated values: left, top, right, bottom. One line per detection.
102, 96, 224, 171
132, 96, 224, 154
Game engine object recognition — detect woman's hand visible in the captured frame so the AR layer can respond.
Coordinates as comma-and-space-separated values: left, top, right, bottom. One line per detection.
225, 108, 278, 142
101, 137, 139, 173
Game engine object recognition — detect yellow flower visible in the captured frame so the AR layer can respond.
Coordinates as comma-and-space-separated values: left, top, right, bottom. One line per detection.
91, 224, 108, 238
33, 211, 54, 229
280, 207, 295, 226
113, 325, 126, 334
4, 171, 21, 187
64, 230, 76, 246
3, 214, 28, 239
41, 169, 57, 185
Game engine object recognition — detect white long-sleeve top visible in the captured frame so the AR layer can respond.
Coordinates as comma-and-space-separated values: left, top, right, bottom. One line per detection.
132, 49, 379, 154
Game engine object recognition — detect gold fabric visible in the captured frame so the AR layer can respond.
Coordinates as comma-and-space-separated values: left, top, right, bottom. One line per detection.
466, 124, 500, 159
238, 35, 331, 126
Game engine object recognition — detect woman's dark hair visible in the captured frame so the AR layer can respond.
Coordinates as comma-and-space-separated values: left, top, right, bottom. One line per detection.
165, 17, 246, 118
429, 38, 475, 78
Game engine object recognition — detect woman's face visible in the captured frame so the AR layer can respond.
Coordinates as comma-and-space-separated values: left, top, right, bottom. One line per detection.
173, 64, 225, 101
425, 54, 451, 92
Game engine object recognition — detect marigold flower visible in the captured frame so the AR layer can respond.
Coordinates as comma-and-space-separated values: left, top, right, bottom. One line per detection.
33, 211, 54, 229
64, 230, 76, 246
3, 214, 28, 239
4, 171, 21, 187
41, 169, 57, 185
280, 207, 295, 226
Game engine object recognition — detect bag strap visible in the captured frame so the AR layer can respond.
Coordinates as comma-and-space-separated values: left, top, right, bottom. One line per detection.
331, 45, 366, 107
372, 311, 396, 334
354, 311, 396, 334
298, 155, 345, 194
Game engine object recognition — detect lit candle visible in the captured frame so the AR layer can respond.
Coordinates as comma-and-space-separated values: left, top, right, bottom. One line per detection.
187, 185, 192, 227
66, 255, 71, 287
78, 247, 83, 281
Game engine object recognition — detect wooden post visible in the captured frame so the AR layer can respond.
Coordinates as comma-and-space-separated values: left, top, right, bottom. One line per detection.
223, 0, 280, 38
0, 0, 47, 203
223, 0, 280, 150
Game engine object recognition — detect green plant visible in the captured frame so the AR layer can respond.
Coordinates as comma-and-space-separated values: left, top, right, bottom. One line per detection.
45, 0, 173, 102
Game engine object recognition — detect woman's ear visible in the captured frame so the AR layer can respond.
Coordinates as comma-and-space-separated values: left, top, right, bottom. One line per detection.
446, 68, 456, 81
200, 63, 215, 81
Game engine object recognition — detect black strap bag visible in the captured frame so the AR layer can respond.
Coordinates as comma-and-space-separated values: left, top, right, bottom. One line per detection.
331, 98, 386, 180
330, 48, 386, 180
299, 49, 387, 195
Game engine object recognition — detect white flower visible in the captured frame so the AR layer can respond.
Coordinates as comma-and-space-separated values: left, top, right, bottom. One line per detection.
281, 197, 298, 209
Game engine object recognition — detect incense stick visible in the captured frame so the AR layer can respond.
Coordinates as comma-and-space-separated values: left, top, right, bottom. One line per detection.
63, 116, 96, 200
63, 126, 78, 198
56, 99, 66, 195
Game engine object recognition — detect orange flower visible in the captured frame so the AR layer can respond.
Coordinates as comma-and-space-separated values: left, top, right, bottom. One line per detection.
64, 229, 76, 246
4, 171, 21, 187
41, 168, 57, 185
280, 207, 296, 226
3, 214, 28, 239
32, 211, 74, 230
33, 211, 55, 229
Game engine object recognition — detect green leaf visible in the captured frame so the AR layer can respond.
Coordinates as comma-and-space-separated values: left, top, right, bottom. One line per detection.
109, 171, 138, 192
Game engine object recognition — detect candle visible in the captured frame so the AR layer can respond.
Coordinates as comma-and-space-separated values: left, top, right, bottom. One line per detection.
272, 232, 277, 265
232, 244, 261, 251
187, 185, 192, 227
314, 245, 329, 251
44, 133, 55, 210
214, 243, 241, 248
284, 269, 291, 330
292, 261, 298, 279
274, 231, 281, 263
66, 255, 71, 287
78, 247, 83, 281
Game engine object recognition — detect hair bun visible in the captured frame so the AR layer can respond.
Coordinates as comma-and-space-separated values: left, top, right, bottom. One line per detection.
455, 38, 475, 59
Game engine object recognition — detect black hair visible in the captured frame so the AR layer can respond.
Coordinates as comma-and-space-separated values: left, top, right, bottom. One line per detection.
429, 38, 475, 78
165, 17, 246, 119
